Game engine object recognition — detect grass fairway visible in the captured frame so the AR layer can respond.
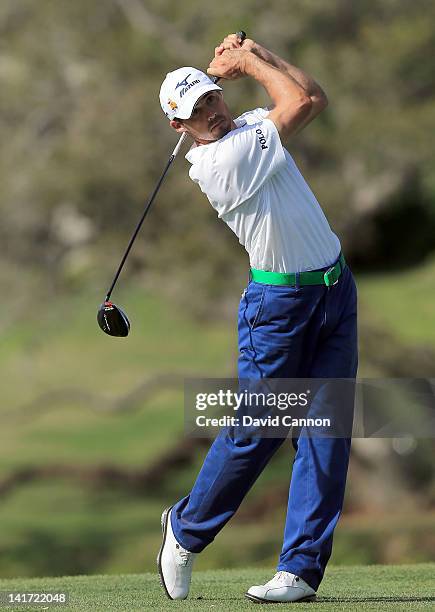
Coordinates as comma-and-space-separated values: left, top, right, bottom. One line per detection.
1, 271, 434, 578
0, 564, 434, 611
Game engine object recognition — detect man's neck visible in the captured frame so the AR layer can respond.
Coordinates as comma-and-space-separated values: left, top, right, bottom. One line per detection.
194, 119, 238, 147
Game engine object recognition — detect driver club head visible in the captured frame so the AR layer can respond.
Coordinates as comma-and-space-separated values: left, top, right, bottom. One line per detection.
97, 301, 130, 337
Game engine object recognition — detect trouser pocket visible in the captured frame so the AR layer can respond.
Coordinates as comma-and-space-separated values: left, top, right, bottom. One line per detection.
241, 283, 267, 331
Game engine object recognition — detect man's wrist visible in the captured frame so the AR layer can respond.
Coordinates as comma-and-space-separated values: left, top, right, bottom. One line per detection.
241, 51, 261, 76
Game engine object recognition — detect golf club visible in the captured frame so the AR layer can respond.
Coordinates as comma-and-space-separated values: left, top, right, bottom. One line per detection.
97, 31, 246, 337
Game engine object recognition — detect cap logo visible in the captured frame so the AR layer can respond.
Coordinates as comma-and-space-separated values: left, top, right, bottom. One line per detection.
168, 99, 178, 111
175, 73, 191, 89
178, 79, 200, 99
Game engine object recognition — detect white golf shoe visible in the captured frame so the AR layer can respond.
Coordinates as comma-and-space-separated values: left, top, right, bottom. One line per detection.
157, 506, 196, 600
245, 571, 316, 603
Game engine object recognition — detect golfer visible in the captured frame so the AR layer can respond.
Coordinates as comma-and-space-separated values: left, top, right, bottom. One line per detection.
157, 33, 358, 603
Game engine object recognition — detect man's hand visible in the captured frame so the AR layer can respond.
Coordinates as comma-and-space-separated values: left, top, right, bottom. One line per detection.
207, 48, 250, 80
207, 32, 256, 80
214, 33, 256, 56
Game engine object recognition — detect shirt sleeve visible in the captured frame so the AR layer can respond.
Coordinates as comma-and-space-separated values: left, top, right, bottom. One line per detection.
190, 116, 287, 217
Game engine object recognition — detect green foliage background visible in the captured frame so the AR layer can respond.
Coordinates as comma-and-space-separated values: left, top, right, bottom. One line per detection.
0, 0, 434, 579
2, 0, 435, 306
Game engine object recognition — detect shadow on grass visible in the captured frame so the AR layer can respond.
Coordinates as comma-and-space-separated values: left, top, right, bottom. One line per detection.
315, 596, 435, 604
195, 595, 435, 604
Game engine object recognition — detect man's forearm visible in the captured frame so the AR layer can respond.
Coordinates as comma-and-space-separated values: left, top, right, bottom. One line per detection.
207, 34, 328, 138
241, 51, 313, 139
251, 43, 326, 100
207, 43, 322, 138
242, 52, 311, 108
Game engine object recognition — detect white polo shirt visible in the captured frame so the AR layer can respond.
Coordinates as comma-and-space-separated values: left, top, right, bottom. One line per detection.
185, 107, 341, 272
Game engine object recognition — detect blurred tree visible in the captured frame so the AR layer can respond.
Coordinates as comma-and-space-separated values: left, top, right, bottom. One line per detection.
0, 0, 434, 305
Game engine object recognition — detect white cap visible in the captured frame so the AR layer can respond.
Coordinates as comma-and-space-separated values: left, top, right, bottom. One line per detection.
159, 67, 222, 121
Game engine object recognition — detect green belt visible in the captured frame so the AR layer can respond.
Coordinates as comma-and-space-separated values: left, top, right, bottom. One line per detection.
251, 253, 346, 287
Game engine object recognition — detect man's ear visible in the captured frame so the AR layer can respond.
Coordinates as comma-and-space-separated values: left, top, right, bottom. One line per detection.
170, 119, 188, 134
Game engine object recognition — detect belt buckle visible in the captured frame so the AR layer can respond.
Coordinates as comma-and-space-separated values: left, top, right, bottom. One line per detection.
324, 265, 340, 287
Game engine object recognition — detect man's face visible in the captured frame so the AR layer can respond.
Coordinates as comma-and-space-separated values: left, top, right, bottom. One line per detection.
171, 91, 234, 143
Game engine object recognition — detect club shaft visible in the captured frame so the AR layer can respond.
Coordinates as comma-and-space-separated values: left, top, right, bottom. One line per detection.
105, 133, 186, 301
105, 30, 246, 301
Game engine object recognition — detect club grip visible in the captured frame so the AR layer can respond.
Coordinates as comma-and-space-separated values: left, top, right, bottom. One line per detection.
211, 31, 247, 84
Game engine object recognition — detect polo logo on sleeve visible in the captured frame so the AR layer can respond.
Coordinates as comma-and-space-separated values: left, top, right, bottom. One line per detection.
256, 128, 269, 150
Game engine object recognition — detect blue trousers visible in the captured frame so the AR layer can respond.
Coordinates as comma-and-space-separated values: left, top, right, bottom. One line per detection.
171, 262, 358, 591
